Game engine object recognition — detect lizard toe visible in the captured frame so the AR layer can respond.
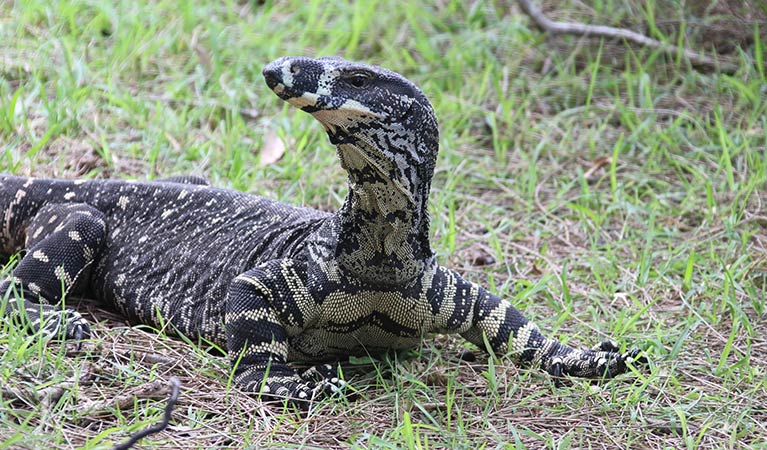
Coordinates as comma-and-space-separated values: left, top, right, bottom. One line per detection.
301, 363, 340, 382
301, 364, 354, 400
622, 347, 648, 367
256, 376, 318, 408
67, 317, 91, 342
546, 357, 564, 377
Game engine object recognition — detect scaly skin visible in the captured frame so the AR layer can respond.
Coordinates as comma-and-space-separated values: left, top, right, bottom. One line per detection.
0, 57, 643, 405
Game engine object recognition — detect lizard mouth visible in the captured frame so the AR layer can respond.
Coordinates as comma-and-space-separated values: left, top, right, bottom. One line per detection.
262, 64, 301, 101
264, 79, 300, 101
263, 65, 323, 112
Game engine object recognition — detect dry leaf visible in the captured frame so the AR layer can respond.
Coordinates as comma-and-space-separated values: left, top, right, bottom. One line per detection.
190, 27, 212, 73
259, 131, 286, 166
469, 250, 496, 267
239, 108, 260, 121
583, 155, 612, 183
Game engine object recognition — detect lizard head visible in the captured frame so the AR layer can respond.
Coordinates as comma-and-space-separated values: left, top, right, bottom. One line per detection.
262, 57, 438, 198
263, 56, 431, 129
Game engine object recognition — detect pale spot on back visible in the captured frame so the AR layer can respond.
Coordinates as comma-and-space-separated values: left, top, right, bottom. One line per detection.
54, 266, 73, 285
32, 250, 49, 262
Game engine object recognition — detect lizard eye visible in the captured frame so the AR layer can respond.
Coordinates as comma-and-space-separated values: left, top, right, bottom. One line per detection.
346, 73, 371, 88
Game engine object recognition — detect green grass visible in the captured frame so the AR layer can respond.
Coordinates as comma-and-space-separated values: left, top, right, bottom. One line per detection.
2, 0, 766, 448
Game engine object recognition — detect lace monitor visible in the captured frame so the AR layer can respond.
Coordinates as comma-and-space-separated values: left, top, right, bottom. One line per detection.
0, 56, 643, 403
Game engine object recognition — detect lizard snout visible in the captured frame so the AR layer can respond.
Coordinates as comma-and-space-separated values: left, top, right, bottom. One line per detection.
263, 57, 307, 99
262, 62, 284, 90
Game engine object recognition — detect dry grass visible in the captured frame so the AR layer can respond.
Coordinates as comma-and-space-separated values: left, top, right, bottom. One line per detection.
2, 0, 767, 448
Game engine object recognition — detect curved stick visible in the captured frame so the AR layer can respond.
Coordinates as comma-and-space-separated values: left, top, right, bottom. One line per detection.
516, 0, 739, 74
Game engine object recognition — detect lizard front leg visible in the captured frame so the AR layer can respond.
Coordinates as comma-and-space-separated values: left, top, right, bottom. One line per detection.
225, 259, 344, 404
432, 266, 643, 379
1, 203, 106, 340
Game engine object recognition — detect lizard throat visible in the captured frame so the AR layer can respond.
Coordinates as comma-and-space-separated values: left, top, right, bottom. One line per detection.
332, 138, 434, 285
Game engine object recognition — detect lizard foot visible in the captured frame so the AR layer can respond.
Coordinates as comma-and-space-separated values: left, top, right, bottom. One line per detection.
235, 367, 317, 405
238, 366, 351, 408
6, 295, 91, 345
545, 341, 646, 379
39, 308, 91, 341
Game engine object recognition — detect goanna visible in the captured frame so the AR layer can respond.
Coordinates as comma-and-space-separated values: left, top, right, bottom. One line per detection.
0, 56, 643, 403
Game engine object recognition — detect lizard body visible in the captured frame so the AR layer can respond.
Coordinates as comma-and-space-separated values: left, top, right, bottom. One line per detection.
1, 56, 641, 402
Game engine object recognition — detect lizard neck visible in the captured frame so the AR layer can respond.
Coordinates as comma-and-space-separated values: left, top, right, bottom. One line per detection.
331, 118, 437, 285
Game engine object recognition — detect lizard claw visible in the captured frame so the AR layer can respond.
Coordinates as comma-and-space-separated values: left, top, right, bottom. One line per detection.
302, 364, 354, 400
547, 358, 563, 378
591, 339, 620, 353
65, 314, 91, 342
547, 358, 566, 386
621, 347, 648, 367
71, 323, 89, 350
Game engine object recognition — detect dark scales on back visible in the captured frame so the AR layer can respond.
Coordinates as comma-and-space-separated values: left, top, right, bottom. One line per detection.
0, 57, 643, 403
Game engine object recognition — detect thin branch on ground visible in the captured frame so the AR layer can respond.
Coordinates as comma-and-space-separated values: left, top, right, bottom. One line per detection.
80, 379, 172, 418
1, 363, 93, 408
516, 0, 739, 74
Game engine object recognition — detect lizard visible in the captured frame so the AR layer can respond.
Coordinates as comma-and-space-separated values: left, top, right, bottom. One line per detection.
0, 56, 643, 403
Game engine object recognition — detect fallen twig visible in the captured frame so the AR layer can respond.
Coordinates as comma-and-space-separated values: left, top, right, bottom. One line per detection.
111, 377, 181, 450
1, 363, 93, 408
516, 0, 739, 74
80, 379, 170, 417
